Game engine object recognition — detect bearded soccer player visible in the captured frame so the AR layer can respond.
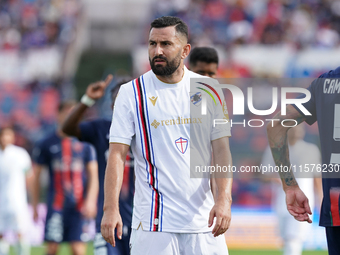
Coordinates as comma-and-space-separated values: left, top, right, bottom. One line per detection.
62, 79, 134, 255
0, 127, 33, 255
101, 16, 233, 255
32, 102, 99, 255
267, 67, 340, 255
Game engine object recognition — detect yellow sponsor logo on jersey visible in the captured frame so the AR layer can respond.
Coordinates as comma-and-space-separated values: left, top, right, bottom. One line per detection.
151, 119, 160, 129
149, 96, 158, 106
151, 117, 202, 129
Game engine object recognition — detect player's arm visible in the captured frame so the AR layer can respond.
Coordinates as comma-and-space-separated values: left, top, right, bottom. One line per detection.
210, 178, 217, 202
312, 146, 323, 208
62, 75, 113, 138
314, 177, 323, 208
209, 136, 233, 237
82, 160, 99, 219
101, 143, 129, 247
261, 147, 281, 183
32, 164, 44, 222
25, 167, 34, 202
23, 151, 35, 200
267, 105, 312, 222
25, 168, 34, 185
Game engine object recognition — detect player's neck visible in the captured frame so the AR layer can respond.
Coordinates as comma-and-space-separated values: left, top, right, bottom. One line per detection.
155, 65, 185, 84
0, 144, 9, 150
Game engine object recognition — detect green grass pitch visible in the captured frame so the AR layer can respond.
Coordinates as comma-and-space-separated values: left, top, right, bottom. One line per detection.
229, 250, 327, 255
10, 243, 327, 255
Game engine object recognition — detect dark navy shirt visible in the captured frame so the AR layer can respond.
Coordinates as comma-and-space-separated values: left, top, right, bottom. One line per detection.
295, 66, 340, 226
79, 119, 134, 232
33, 132, 96, 212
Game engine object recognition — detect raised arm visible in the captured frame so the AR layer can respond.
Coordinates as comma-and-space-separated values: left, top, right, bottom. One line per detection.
209, 136, 233, 237
32, 164, 43, 222
101, 143, 129, 247
62, 75, 113, 138
267, 104, 312, 222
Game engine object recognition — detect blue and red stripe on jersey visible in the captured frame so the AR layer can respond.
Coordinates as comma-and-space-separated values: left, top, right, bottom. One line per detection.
52, 138, 85, 211
133, 76, 163, 231
330, 188, 340, 226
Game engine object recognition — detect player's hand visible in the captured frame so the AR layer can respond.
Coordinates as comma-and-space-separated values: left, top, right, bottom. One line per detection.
208, 197, 232, 237
284, 185, 312, 223
33, 206, 39, 222
101, 208, 123, 247
81, 198, 97, 219
86, 74, 113, 100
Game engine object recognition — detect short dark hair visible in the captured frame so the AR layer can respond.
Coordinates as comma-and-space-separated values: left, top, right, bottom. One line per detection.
150, 16, 189, 41
189, 47, 219, 67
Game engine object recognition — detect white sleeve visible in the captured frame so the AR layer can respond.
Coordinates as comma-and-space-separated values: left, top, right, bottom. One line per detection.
21, 149, 32, 173
109, 84, 135, 145
211, 87, 231, 141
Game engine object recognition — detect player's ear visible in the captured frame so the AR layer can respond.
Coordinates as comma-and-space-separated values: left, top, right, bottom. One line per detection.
182, 43, 191, 60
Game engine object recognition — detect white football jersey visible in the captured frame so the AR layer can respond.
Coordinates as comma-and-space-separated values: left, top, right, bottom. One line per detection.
0, 145, 31, 213
110, 66, 231, 233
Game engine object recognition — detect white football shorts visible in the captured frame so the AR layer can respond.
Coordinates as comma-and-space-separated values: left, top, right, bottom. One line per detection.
0, 210, 28, 233
129, 228, 229, 255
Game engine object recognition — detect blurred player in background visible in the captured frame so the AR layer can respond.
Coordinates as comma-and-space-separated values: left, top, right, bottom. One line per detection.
0, 127, 33, 255
267, 66, 340, 255
62, 77, 135, 255
262, 124, 322, 255
101, 16, 232, 255
189, 47, 219, 78
189, 46, 220, 198
32, 101, 99, 255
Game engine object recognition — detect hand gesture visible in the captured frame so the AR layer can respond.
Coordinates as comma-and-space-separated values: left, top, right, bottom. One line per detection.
285, 186, 312, 223
81, 198, 97, 219
86, 75, 113, 100
33, 206, 39, 222
101, 209, 123, 247
208, 198, 232, 237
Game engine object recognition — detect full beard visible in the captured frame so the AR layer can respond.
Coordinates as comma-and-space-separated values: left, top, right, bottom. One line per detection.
149, 53, 182, 76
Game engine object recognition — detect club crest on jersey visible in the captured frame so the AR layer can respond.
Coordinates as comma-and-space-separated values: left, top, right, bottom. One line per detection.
175, 137, 188, 154
190, 92, 202, 106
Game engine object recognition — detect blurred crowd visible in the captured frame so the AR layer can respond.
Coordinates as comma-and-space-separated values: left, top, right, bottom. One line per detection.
0, 83, 59, 150
0, 0, 82, 149
152, 0, 340, 49
0, 0, 328, 207
0, 0, 80, 50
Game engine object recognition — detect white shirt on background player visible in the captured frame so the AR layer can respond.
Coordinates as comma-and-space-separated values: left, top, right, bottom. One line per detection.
0, 144, 32, 232
109, 65, 231, 233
